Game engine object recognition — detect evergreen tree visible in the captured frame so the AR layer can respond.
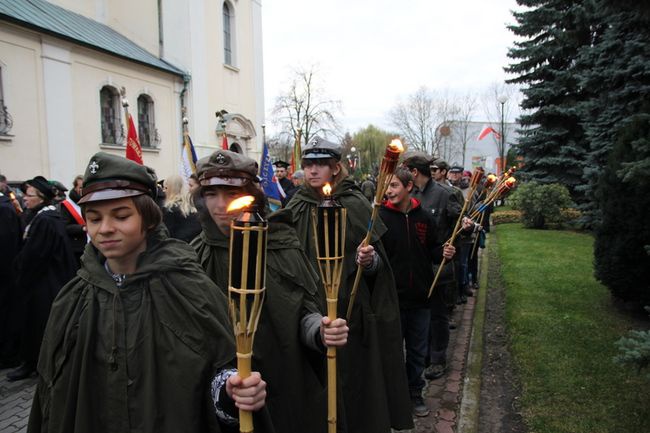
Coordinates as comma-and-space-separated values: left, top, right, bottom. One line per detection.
593, 114, 650, 305
577, 0, 650, 226
506, 0, 595, 205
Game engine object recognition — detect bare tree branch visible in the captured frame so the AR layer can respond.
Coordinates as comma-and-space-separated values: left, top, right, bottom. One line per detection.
389, 86, 462, 156
271, 65, 343, 147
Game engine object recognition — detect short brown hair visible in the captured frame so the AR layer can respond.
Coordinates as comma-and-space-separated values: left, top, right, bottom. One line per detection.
402, 155, 432, 178
393, 167, 414, 187
132, 195, 162, 232
72, 175, 83, 188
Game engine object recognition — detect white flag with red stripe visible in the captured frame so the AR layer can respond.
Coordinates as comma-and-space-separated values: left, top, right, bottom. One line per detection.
477, 125, 501, 141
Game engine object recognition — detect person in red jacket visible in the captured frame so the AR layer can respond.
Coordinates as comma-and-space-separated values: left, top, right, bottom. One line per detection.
379, 168, 460, 418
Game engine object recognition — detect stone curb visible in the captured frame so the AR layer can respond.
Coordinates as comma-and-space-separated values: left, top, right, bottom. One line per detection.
457, 238, 490, 433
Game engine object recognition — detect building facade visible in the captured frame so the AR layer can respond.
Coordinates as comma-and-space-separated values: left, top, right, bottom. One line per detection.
436, 120, 520, 174
0, 0, 264, 184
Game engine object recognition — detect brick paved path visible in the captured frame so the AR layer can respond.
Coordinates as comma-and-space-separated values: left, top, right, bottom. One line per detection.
404, 295, 477, 433
0, 294, 478, 433
0, 369, 37, 433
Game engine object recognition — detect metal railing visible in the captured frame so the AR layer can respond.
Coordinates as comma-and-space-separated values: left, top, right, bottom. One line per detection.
0, 101, 13, 135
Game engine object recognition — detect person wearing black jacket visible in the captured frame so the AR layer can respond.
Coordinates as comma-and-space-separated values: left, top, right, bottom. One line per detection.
379, 168, 456, 418
7, 176, 77, 381
403, 155, 460, 380
0, 189, 23, 367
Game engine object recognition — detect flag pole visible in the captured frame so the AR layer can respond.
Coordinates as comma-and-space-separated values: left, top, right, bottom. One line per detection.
121, 87, 143, 165
292, 128, 302, 176
182, 111, 196, 176
121, 86, 129, 141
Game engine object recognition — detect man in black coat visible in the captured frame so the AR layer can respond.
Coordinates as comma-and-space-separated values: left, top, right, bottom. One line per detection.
273, 160, 294, 205
0, 188, 23, 367
7, 176, 77, 381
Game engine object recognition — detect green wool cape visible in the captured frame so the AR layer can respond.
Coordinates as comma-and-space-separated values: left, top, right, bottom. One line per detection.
28, 226, 270, 433
286, 178, 414, 433
192, 209, 330, 433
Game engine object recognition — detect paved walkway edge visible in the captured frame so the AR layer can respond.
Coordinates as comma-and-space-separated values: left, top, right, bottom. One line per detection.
457, 239, 489, 433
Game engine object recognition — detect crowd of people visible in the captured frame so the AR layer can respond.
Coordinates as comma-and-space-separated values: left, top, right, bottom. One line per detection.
0, 137, 492, 433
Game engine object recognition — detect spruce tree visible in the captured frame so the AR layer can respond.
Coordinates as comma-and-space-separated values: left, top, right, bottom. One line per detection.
584, 1, 650, 305
577, 1, 650, 227
593, 114, 650, 305
506, 0, 594, 205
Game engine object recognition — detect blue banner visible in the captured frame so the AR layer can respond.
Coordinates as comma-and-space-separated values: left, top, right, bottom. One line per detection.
259, 142, 283, 211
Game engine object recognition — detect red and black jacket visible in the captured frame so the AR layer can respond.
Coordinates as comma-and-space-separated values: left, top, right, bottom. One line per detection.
379, 198, 444, 309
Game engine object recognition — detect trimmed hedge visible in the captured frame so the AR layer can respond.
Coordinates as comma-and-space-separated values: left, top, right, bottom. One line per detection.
491, 208, 581, 226
492, 210, 522, 225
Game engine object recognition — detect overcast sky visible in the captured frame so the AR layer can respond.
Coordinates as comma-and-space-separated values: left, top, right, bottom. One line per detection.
262, 0, 521, 136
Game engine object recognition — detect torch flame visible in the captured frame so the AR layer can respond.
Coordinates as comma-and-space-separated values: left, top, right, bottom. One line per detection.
322, 183, 332, 196
485, 174, 498, 187
227, 195, 255, 212
388, 138, 404, 153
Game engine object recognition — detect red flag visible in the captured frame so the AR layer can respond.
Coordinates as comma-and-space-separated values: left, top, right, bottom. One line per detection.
222, 134, 229, 150
125, 114, 143, 164
477, 126, 501, 141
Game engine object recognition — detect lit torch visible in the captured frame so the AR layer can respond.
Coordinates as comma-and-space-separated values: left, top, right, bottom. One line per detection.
484, 174, 498, 189
466, 176, 518, 223
227, 195, 267, 433
8, 191, 22, 214
311, 183, 347, 433
346, 138, 404, 320
428, 167, 484, 298
499, 176, 517, 194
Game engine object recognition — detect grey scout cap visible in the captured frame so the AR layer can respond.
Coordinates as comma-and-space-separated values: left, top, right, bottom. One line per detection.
302, 136, 342, 160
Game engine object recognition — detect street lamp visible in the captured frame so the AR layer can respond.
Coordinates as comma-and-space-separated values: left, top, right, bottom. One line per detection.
350, 146, 361, 173
497, 95, 508, 175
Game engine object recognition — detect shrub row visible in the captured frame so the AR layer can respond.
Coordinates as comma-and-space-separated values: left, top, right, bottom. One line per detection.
491, 208, 581, 226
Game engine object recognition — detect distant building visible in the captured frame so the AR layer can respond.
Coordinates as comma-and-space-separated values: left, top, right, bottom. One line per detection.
436, 120, 520, 174
0, 0, 264, 183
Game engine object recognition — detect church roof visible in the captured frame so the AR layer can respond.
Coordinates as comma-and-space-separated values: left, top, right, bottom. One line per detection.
0, 0, 187, 77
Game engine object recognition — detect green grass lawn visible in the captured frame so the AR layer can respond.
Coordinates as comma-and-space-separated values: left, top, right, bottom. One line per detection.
494, 224, 650, 433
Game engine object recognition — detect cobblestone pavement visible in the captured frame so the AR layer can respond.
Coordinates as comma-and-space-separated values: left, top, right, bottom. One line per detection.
0, 293, 477, 433
391, 290, 477, 433
401, 293, 478, 433
0, 368, 37, 433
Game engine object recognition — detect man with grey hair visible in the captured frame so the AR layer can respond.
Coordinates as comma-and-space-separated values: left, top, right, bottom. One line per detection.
285, 170, 304, 204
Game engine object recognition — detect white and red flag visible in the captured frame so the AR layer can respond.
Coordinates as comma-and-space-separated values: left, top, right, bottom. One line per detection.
477, 125, 501, 141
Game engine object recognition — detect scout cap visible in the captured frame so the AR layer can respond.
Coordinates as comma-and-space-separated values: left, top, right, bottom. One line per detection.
197, 149, 257, 187
273, 160, 289, 169
79, 152, 157, 204
49, 180, 68, 193
27, 176, 57, 200
430, 158, 450, 171
302, 136, 342, 160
